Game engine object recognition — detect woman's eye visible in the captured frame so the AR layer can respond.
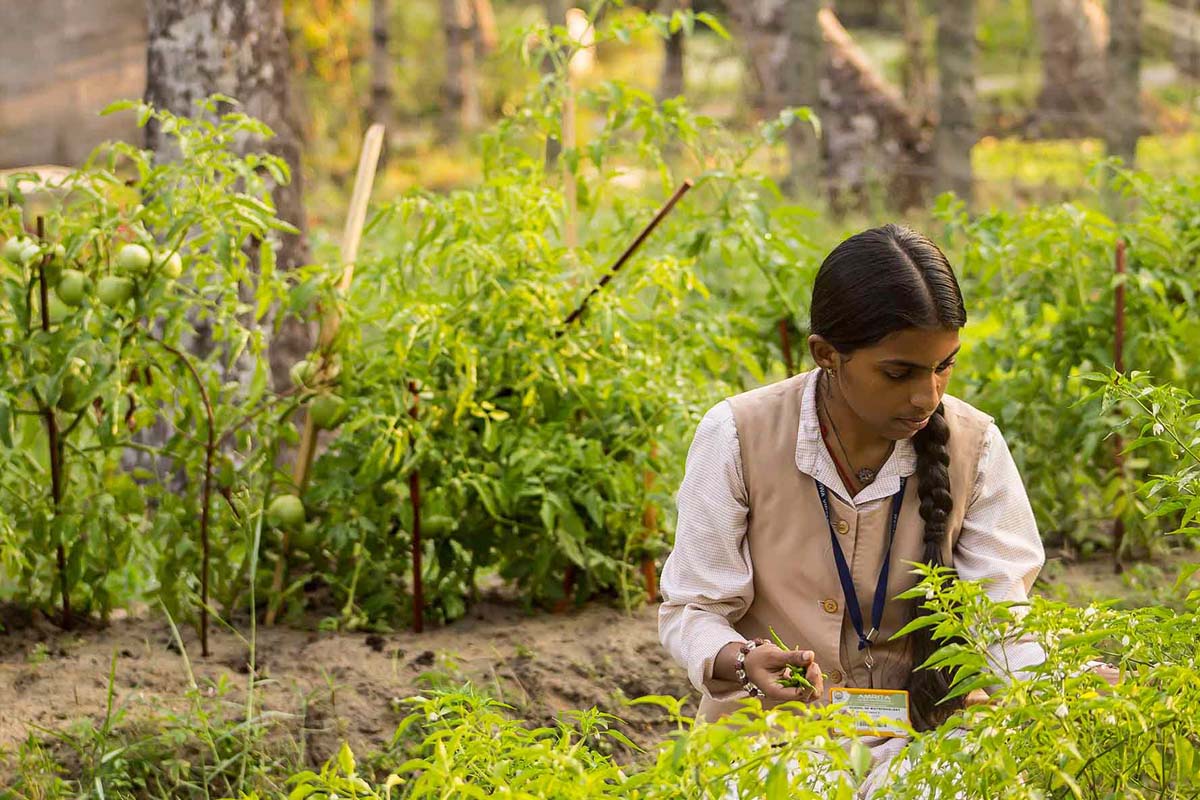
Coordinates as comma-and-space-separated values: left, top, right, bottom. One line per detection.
885, 361, 955, 381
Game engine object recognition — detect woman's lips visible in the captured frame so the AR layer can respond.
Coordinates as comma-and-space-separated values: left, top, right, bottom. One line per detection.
898, 416, 930, 432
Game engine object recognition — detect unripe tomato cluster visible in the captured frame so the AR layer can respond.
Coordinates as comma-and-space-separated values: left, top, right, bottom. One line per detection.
1, 234, 187, 313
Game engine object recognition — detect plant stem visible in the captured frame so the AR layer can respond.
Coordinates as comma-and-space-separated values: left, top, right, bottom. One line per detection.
35, 217, 71, 629
150, 335, 216, 657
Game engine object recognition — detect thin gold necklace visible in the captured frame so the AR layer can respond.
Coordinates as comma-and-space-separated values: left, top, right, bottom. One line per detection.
821, 371, 892, 486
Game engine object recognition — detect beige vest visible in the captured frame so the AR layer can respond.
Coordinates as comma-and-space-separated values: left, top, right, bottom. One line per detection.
697, 369, 992, 722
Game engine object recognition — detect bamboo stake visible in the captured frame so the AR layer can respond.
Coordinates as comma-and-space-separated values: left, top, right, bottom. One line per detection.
266, 124, 385, 625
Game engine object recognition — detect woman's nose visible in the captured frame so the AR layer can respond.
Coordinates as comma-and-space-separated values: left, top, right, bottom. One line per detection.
910, 372, 940, 412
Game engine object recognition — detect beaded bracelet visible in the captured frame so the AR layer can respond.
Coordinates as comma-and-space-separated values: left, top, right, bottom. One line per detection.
734, 638, 770, 698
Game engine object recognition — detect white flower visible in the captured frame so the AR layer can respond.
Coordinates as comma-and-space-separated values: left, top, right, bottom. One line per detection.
1055, 703, 1070, 719
427, 711, 440, 722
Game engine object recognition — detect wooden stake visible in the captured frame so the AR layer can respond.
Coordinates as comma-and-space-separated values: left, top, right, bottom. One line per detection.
641, 441, 659, 602
266, 124, 385, 625
408, 380, 424, 633
1113, 238, 1127, 573
36, 217, 70, 629
556, 179, 693, 336
778, 318, 794, 375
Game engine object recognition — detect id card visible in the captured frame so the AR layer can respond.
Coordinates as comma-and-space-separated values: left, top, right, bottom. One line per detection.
828, 688, 911, 738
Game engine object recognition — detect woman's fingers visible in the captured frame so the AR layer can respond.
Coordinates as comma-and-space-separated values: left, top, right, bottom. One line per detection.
805, 661, 825, 699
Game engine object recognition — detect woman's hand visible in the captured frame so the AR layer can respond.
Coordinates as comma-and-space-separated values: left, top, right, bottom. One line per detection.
745, 644, 825, 702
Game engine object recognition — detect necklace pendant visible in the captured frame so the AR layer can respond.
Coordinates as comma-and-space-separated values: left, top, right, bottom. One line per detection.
856, 467, 876, 484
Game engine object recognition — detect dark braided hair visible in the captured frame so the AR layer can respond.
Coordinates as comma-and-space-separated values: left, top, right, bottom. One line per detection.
809, 223, 965, 732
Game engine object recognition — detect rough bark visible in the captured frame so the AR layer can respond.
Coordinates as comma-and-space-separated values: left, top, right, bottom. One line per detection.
833, 0, 885, 28
724, 1, 824, 195
440, 0, 481, 139
934, 0, 976, 205
818, 9, 932, 213
1105, 0, 1143, 166
728, 2, 932, 211
370, 0, 394, 130
1031, 0, 1109, 136
145, 0, 314, 397
657, 0, 689, 101
900, 0, 931, 116
1170, 0, 1200, 78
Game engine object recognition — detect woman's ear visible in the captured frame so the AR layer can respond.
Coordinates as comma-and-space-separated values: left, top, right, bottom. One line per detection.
808, 335, 839, 372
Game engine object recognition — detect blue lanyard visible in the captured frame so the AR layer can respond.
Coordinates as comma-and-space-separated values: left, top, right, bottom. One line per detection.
815, 477, 908, 659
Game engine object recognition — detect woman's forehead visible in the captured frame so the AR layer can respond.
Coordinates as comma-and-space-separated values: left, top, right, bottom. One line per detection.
862, 327, 961, 364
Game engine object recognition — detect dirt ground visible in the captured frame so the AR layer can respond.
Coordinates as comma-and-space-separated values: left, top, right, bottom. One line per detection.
0, 587, 689, 767
1, 552, 1192, 770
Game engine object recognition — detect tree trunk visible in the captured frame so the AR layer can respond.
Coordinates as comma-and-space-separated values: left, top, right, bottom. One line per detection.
900, 0, 931, 116
1105, 0, 1142, 167
1170, 0, 1200, 78
370, 0, 394, 130
834, 0, 885, 28
473, 0, 499, 56
657, 0, 688, 101
934, 0, 976, 205
440, 0, 481, 139
818, 9, 931, 213
1031, 0, 1109, 136
724, 1, 823, 194
145, 0, 313, 397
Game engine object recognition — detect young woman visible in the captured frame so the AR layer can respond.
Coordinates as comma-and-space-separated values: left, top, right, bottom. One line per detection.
658, 223, 1116, 793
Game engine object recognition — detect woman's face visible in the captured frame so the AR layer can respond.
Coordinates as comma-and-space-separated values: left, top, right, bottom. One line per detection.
812, 327, 961, 441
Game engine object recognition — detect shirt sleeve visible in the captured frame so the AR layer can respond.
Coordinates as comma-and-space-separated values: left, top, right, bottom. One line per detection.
658, 400, 755, 701
953, 422, 1048, 682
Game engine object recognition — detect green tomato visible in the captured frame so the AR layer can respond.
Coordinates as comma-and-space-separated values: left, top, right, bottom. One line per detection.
96, 276, 134, 307
116, 243, 152, 273
157, 250, 183, 279
20, 242, 42, 265
58, 361, 89, 411
46, 293, 71, 324
267, 494, 306, 529
293, 523, 320, 553
289, 359, 317, 388
56, 269, 89, 307
422, 514, 454, 537
2, 237, 27, 262
216, 457, 236, 490
309, 393, 347, 429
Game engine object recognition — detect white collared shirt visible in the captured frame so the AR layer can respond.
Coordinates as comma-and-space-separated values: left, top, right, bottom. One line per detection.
658, 372, 1047, 699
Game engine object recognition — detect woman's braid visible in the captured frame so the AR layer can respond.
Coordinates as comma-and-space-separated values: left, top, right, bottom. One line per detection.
906, 404, 962, 731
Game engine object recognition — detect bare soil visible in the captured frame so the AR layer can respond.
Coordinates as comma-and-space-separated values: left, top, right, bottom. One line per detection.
0, 588, 686, 768
1, 552, 1193, 770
